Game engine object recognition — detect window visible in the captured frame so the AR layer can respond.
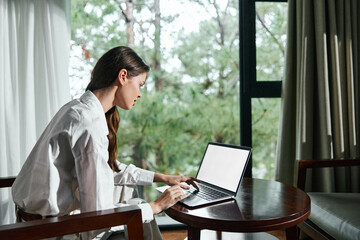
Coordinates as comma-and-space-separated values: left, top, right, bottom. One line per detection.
240, 0, 287, 180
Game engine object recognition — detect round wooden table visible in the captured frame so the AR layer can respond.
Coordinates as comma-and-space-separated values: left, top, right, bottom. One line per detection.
165, 178, 311, 240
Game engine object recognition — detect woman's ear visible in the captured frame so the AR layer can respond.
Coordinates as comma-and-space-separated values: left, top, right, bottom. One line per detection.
117, 69, 128, 86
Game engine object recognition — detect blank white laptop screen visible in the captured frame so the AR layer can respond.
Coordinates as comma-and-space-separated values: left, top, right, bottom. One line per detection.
196, 144, 250, 192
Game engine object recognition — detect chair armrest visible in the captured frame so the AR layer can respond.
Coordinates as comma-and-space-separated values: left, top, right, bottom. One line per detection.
0, 177, 16, 188
0, 206, 144, 240
297, 159, 360, 190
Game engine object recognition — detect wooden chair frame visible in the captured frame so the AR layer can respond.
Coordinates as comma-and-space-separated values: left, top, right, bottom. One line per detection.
0, 177, 144, 240
296, 158, 360, 240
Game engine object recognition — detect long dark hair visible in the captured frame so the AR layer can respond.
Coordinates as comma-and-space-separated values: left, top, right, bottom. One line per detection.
86, 46, 150, 172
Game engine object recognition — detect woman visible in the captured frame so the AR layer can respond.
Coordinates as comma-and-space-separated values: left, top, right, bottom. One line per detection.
12, 46, 198, 239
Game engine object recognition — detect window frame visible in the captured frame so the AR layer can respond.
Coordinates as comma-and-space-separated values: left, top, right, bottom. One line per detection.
239, 0, 286, 177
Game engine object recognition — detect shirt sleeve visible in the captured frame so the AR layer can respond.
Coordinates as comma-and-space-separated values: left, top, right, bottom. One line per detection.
71, 125, 115, 213
114, 162, 154, 186
72, 125, 154, 225
115, 201, 154, 223
74, 150, 115, 213
74, 151, 154, 227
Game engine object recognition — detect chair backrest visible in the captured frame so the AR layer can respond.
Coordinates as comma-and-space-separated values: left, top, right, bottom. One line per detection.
0, 177, 144, 240
297, 158, 360, 191
0, 177, 16, 188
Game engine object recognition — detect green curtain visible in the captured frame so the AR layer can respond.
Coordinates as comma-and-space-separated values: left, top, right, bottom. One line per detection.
276, 0, 360, 192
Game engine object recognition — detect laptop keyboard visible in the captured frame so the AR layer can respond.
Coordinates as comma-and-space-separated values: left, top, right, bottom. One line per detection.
189, 183, 228, 201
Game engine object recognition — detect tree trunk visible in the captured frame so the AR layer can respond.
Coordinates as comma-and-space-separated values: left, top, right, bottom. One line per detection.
125, 0, 135, 46
153, 0, 163, 91
213, 1, 226, 98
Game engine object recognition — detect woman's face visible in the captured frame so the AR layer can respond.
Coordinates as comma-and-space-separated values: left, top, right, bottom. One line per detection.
115, 72, 147, 110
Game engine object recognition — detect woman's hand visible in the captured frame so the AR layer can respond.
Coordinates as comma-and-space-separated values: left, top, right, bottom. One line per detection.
166, 175, 200, 191
154, 173, 200, 191
150, 174, 201, 214
149, 185, 188, 214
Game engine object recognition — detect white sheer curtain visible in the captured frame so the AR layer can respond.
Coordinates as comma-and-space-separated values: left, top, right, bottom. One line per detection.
0, 0, 70, 224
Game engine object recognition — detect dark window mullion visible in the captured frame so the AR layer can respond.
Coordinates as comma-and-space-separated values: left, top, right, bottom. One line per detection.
240, 0, 256, 177
250, 81, 282, 97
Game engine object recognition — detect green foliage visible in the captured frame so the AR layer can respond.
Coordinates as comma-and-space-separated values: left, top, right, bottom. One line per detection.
71, 0, 128, 61
252, 98, 281, 179
117, 83, 240, 177
255, 2, 288, 81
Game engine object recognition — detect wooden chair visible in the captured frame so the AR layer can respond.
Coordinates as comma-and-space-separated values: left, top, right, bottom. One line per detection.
0, 177, 144, 240
297, 159, 360, 240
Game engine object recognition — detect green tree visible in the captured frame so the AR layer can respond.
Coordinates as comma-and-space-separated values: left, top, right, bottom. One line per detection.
70, 0, 240, 173
256, 2, 287, 81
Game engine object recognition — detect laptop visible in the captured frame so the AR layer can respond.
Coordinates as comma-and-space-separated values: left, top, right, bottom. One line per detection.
157, 142, 251, 208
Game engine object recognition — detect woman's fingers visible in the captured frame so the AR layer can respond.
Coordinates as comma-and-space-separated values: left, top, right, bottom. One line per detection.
166, 185, 186, 199
165, 175, 201, 191
163, 185, 187, 203
179, 183, 190, 190
185, 177, 201, 191
152, 185, 190, 214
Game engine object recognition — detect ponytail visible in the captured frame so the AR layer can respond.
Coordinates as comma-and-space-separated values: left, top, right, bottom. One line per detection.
106, 106, 120, 172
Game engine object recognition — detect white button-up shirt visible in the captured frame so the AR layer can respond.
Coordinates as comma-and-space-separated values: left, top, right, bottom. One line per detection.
12, 91, 154, 224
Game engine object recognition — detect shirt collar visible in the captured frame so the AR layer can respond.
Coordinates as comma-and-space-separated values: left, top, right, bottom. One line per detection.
80, 90, 109, 135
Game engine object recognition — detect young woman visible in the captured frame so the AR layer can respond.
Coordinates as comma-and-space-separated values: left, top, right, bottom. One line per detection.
12, 46, 198, 240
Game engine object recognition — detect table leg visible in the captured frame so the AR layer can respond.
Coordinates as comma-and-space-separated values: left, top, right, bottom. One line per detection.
285, 226, 298, 239
216, 230, 221, 239
187, 226, 201, 240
